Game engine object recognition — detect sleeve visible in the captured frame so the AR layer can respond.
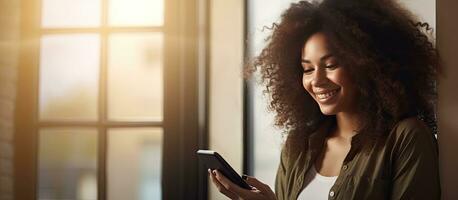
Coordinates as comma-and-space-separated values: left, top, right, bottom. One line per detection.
275, 147, 288, 200
390, 118, 441, 200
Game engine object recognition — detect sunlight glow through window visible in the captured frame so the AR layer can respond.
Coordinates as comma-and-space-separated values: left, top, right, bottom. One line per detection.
109, 0, 164, 26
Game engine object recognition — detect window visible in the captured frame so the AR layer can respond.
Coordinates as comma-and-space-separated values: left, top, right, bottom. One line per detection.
15, 0, 208, 199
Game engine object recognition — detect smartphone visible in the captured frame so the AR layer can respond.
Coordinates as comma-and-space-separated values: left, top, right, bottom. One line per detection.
197, 150, 251, 190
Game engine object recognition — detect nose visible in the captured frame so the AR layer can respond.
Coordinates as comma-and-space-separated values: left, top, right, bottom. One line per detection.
311, 67, 328, 87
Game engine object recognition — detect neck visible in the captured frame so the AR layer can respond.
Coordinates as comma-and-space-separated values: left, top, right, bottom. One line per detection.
333, 111, 361, 140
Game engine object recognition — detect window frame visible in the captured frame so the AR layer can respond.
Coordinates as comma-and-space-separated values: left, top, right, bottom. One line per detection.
14, 0, 209, 199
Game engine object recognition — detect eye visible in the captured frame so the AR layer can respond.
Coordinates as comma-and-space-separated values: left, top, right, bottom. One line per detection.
325, 63, 338, 70
302, 67, 314, 74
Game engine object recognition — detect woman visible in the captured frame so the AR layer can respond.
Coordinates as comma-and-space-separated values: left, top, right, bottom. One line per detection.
209, 0, 441, 199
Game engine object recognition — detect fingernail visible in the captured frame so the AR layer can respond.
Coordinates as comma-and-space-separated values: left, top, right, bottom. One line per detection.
242, 174, 248, 180
208, 169, 211, 173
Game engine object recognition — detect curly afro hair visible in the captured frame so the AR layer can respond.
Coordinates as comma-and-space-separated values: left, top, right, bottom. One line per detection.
247, 0, 439, 140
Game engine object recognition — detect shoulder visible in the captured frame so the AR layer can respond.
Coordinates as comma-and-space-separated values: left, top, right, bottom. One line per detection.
280, 128, 314, 166
281, 133, 305, 161
387, 117, 437, 156
280, 119, 333, 162
389, 117, 431, 141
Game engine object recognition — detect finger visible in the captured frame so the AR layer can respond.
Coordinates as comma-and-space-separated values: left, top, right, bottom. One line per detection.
245, 176, 276, 198
209, 169, 238, 199
214, 170, 251, 198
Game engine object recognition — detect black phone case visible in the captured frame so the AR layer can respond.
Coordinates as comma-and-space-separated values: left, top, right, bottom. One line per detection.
197, 150, 251, 189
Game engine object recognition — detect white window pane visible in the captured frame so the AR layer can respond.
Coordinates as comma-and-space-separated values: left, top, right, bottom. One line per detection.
38, 128, 98, 200
107, 128, 162, 200
109, 0, 163, 26
39, 34, 100, 121
42, 0, 101, 28
107, 33, 163, 121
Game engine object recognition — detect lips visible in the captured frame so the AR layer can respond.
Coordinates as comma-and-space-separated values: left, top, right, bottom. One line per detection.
315, 88, 340, 101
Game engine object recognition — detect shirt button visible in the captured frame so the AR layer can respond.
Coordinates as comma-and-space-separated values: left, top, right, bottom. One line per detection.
342, 165, 348, 170
329, 191, 335, 197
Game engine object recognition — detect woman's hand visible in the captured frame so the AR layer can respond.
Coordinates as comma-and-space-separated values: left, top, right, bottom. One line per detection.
208, 169, 277, 200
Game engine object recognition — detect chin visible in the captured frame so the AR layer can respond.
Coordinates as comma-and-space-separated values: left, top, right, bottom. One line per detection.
318, 105, 339, 115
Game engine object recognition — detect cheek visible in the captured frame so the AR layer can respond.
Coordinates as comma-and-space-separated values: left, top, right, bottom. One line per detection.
302, 75, 313, 95
329, 69, 349, 87
332, 69, 358, 98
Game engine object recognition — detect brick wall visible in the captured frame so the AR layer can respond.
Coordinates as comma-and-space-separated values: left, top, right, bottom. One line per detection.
0, 0, 20, 199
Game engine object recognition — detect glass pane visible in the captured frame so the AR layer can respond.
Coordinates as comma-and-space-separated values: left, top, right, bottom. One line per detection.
39, 34, 100, 121
38, 128, 98, 200
107, 128, 162, 200
107, 33, 163, 121
109, 0, 163, 26
42, 0, 101, 28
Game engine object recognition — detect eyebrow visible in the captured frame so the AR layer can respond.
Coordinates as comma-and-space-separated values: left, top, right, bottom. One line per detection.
301, 54, 334, 64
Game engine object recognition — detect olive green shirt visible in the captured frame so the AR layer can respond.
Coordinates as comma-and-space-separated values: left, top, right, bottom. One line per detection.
275, 117, 440, 200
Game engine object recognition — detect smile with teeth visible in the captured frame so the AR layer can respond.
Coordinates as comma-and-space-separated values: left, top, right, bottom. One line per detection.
315, 89, 339, 100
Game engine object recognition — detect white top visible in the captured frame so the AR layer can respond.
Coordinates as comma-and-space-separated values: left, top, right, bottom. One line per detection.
297, 166, 338, 200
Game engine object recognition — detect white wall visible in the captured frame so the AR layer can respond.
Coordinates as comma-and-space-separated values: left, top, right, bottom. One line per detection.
247, 0, 297, 190
208, 0, 245, 199
400, 0, 436, 29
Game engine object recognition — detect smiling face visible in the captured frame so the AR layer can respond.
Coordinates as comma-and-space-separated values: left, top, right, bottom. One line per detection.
301, 32, 358, 115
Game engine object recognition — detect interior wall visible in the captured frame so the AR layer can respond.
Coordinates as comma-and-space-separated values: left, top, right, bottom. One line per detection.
437, 1, 458, 199
247, 0, 293, 190
208, 0, 244, 199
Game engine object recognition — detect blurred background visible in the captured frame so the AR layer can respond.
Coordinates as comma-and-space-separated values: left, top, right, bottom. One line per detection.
0, 0, 457, 200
